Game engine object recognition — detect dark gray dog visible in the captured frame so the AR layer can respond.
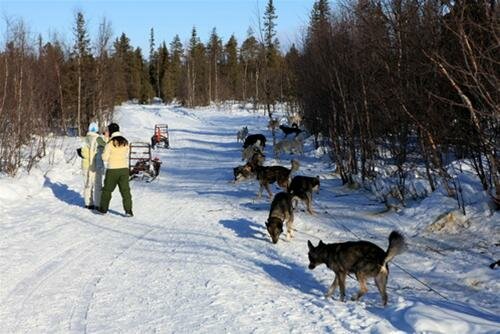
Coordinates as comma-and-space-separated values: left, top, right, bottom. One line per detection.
288, 175, 320, 214
266, 192, 294, 244
308, 231, 406, 306
279, 124, 302, 137
243, 134, 266, 148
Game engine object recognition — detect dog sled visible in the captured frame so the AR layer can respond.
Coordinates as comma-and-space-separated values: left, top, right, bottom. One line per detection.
151, 124, 170, 149
129, 142, 162, 182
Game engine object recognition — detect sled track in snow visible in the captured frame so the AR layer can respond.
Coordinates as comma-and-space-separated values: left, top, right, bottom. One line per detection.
69, 226, 155, 333
1, 240, 95, 333
69, 203, 190, 333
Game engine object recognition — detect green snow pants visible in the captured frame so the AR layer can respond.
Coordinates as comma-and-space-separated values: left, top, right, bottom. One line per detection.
100, 168, 132, 213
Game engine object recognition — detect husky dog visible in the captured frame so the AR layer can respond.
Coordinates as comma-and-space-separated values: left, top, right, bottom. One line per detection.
279, 124, 302, 137
255, 160, 300, 199
307, 231, 406, 306
243, 134, 266, 149
233, 151, 265, 182
130, 158, 161, 180
236, 126, 248, 143
288, 175, 320, 214
242, 144, 263, 161
274, 137, 304, 156
287, 114, 302, 127
266, 192, 294, 243
151, 157, 162, 177
268, 118, 279, 131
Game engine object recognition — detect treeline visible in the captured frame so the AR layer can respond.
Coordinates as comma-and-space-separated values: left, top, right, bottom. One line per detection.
0, 14, 118, 174
295, 0, 499, 209
0, 0, 296, 174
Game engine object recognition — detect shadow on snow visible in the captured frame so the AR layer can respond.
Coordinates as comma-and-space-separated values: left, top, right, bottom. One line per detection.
43, 176, 83, 207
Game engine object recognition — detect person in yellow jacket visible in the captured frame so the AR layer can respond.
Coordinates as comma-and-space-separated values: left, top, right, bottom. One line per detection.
81, 122, 106, 210
98, 123, 133, 216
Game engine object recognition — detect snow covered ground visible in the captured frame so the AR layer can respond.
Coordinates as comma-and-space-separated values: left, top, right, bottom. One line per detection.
0, 103, 499, 333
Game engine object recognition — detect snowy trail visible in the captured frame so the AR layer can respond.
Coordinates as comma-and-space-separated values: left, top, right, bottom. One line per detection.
1, 104, 499, 333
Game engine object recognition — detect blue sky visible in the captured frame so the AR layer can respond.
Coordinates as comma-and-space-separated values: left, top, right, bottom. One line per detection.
0, 0, 316, 52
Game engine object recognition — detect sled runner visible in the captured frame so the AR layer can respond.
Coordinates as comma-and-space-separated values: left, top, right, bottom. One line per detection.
129, 142, 162, 182
151, 124, 170, 149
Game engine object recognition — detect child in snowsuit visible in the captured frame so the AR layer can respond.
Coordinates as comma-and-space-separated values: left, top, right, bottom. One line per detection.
99, 123, 133, 216
81, 122, 106, 210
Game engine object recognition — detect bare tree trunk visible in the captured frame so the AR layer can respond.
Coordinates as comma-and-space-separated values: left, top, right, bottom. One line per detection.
214, 57, 218, 103
0, 56, 8, 116
77, 56, 82, 136
243, 61, 248, 101
255, 69, 259, 104
432, 55, 500, 206
208, 60, 212, 102
54, 61, 65, 131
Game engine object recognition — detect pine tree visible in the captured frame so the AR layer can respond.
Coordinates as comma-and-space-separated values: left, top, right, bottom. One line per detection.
310, 0, 330, 29
262, 0, 279, 118
207, 28, 222, 103
223, 34, 240, 100
149, 28, 160, 98
95, 17, 113, 127
185, 27, 208, 106
72, 11, 91, 135
135, 47, 154, 104
240, 28, 260, 102
308, 0, 331, 44
169, 35, 184, 101
157, 42, 170, 102
113, 33, 137, 101
284, 44, 299, 103
186, 27, 200, 106
264, 0, 278, 50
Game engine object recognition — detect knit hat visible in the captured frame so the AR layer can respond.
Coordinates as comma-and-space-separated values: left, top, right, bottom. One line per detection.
108, 123, 120, 136
88, 122, 99, 133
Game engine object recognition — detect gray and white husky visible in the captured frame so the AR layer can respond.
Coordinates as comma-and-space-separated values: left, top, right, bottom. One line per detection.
236, 126, 248, 142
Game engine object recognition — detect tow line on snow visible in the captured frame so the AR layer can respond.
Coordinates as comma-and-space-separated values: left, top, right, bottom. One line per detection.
314, 200, 450, 302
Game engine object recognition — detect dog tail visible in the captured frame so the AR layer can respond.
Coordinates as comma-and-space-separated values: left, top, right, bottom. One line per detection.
383, 231, 406, 265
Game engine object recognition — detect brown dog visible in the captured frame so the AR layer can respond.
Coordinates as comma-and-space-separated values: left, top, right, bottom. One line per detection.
266, 192, 294, 244
255, 160, 299, 199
